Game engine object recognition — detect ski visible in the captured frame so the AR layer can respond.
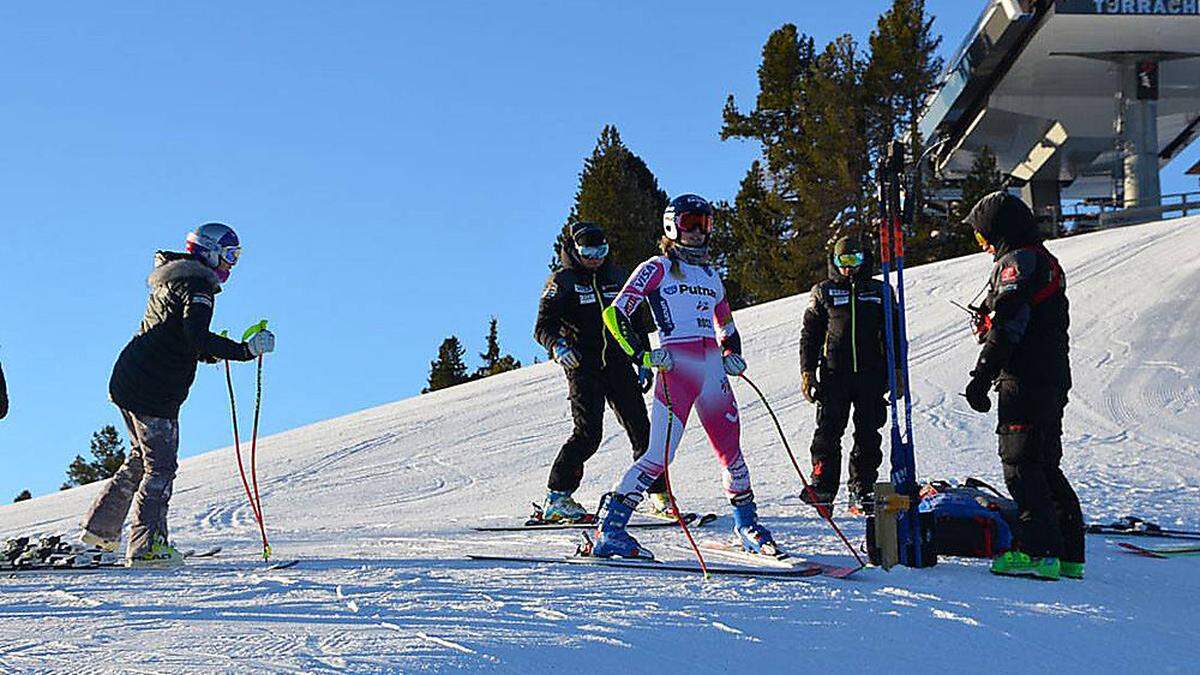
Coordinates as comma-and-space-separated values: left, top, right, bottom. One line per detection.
472, 512, 717, 532
696, 540, 863, 579
1086, 518, 1200, 541
1115, 541, 1200, 558
465, 553, 823, 580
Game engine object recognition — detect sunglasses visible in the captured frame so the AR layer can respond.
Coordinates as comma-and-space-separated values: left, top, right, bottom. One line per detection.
576, 242, 609, 260
836, 252, 865, 268
677, 212, 713, 234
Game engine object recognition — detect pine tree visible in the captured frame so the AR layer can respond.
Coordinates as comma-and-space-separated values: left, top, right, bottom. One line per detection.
864, 0, 944, 262
475, 317, 522, 379
62, 425, 126, 489
552, 125, 669, 272
423, 336, 470, 393
13, 489, 31, 503
721, 26, 869, 302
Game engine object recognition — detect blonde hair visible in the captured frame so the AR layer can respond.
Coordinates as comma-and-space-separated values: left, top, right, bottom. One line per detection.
659, 237, 685, 279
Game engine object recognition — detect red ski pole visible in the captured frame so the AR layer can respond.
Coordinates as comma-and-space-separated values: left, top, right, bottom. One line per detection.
659, 377, 708, 578
242, 320, 271, 560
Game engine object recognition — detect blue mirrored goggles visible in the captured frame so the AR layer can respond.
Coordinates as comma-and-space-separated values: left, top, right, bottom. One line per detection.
836, 252, 864, 268
220, 245, 242, 265
576, 242, 609, 260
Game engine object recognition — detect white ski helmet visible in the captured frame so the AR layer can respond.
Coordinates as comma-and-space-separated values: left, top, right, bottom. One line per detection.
185, 222, 241, 270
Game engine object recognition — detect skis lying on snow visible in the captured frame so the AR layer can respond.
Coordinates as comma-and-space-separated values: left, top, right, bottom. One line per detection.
465, 553, 822, 580
472, 509, 719, 532
1115, 541, 1200, 559
695, 540, 862, 579
1086, 517, 1200, 541
3, 544, 222, 572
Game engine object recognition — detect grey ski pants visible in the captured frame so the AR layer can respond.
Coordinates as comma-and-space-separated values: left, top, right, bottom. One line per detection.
82, 409, 179, 558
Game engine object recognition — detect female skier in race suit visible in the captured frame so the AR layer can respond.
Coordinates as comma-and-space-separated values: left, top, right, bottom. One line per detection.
591, 194, 776, 559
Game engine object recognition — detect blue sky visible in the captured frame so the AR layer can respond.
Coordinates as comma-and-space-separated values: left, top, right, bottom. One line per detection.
3, 1, 1198, 500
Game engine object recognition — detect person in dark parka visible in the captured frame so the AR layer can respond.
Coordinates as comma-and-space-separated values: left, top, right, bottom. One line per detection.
963, 192, 1084, 581
534, 222, 667, 522
81, 222, 275, 567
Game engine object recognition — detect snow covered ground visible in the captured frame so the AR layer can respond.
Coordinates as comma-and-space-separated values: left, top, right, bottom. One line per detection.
2, 216, 1198, 673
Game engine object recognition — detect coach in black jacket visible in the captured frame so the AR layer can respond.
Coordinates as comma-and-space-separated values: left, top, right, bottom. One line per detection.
799, 235, 901, 515
533, 223, 665, 521
83, 224, 275, 565
964, 192, 1083, 579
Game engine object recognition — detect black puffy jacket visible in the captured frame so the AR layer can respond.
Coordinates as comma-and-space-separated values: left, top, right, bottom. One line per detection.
109, 252, 252, 418
535, 247, 653, 369
966, 193, 1071, 390
800, 250, 900, 377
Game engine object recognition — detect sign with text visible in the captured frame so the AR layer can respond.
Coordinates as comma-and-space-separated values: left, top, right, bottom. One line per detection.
1058, 0, 1200, 14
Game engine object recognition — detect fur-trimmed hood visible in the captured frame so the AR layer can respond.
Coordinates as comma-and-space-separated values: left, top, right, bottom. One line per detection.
148, 251, 221, 292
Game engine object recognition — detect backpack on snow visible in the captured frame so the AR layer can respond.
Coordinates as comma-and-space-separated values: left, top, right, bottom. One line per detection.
919, 478, 1017, 558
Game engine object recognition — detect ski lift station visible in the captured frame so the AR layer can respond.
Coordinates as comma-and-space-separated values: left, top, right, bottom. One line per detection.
918, 0, 1200, 228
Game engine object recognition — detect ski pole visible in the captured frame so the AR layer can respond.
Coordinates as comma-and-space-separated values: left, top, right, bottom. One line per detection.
242, 320, 271, 561
659, 376, 708, 579
738, 373, 866, 567
224, 355, 267, 552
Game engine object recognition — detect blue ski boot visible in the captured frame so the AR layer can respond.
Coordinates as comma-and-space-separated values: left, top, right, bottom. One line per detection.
590, 493, 652, 559
732, 493, 778, 556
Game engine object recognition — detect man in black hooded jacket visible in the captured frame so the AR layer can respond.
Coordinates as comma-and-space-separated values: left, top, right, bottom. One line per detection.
799, 234, 901, 516
533, 222, 666, 522
963, 192, 1084, 581
81, 223, 275, 567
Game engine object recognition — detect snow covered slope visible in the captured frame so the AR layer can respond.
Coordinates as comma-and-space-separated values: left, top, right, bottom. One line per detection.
3, 217, 1198, 672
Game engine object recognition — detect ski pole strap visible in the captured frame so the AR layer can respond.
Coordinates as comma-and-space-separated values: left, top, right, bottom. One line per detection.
242, 319, 269, 342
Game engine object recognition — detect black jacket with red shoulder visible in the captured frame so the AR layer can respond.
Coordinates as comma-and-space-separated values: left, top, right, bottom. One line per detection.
966, 193, 1071, 390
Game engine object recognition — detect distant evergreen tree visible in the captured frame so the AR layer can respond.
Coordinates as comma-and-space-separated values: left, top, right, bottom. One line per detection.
552, 125, 669, 272
62, 425, 126, 489
424, 336, 470, 393
475, 317, 521, 378
721, 26, 869, 302
14, 489, 31, 503
865, 0, 944, 262
718, 2, 947, 301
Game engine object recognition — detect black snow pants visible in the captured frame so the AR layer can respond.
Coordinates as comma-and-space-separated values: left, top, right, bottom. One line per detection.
808, 368, 888, 500
548, 362, 665, 496
996, 379, 1084, 563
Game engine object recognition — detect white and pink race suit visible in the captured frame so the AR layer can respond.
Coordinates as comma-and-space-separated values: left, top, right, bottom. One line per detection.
608, 253, 751, 501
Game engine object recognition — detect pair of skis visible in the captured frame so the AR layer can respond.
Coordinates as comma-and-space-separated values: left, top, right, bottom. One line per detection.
468, 539, 859, 581
878, 141, 924, 567
4, 546, 222, 573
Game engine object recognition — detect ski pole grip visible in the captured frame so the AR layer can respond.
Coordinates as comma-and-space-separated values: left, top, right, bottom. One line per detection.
242, 319, 269, 342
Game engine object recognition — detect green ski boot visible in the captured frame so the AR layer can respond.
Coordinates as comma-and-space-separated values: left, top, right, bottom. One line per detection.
1060, 561, 1084, 580
126, 535, 184, 568
990, 551, 1060, 581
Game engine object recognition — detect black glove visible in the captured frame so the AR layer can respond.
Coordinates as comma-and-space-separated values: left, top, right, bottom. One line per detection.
964, 371, 993, 413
